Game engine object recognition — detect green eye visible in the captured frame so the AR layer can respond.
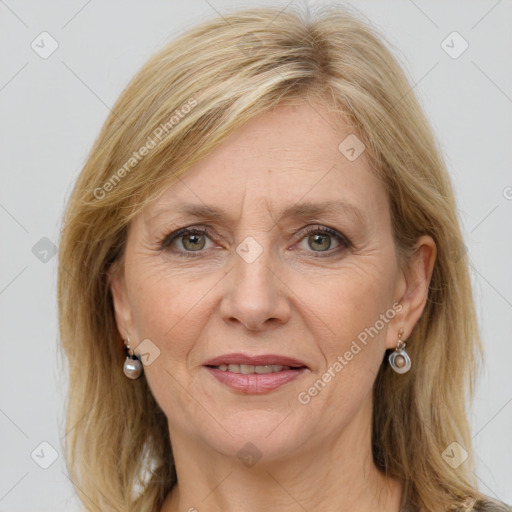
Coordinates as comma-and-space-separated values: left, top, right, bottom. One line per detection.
307, 233, 332, 252
160, 228, 213, 254
160, 225, 350, 259
297, 226, 349, 255
181, 233, 206, 251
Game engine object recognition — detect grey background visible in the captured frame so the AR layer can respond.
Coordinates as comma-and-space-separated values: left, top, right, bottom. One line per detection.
1, 1, 511, 510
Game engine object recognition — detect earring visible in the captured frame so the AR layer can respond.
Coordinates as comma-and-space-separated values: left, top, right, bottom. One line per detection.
123, 337, 142, 379
388, 328, 411, 374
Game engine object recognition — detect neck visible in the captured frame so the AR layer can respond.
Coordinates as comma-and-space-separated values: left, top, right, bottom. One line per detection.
160, 397, 403, 512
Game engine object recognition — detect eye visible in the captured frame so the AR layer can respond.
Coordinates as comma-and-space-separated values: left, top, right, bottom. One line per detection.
296, 226, 350, 256
179, 231, 207, 251
159, 225, 351, 258
306, 232, 332, 251
160, 227, 215, 256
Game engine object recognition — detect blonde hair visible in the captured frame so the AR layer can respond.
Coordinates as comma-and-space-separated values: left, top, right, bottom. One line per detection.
58, 5, 487, 511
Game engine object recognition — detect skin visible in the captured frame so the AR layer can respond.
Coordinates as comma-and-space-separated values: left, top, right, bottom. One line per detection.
110, 101, 436, 512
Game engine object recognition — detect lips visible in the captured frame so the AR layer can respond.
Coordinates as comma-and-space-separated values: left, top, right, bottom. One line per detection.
204, 353, 308, 369
203, 353, 309, 394
214, 363, 293, 374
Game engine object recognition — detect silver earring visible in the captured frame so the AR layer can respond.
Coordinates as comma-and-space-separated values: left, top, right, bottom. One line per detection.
123, 337, 142, 379
388, 328, 411, 374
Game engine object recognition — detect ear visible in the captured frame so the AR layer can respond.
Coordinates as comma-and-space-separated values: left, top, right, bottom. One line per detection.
108, 260, 136, 343
386, 235, 437, 348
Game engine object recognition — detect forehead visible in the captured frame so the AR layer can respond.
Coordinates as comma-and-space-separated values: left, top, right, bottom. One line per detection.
142, 102, 387, 223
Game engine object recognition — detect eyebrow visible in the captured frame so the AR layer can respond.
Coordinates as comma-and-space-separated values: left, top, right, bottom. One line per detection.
148, 200, 367, 227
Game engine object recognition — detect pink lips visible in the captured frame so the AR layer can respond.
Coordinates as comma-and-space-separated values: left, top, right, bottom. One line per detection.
204, 353, 308, 368
203, 353, 309, 394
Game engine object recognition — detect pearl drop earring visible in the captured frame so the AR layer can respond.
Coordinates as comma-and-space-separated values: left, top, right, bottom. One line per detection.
123, 337, 142, 379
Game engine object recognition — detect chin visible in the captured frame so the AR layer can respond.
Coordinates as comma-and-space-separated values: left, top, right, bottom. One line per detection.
197, 411, 307, 463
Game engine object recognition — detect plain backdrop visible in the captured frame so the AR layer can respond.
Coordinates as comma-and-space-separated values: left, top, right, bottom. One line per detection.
1, 1, 511, 510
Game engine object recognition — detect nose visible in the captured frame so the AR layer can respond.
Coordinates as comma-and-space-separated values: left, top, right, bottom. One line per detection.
220, 238, 291, 332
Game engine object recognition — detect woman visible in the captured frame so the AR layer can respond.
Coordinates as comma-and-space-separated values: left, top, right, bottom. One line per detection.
57, 5, 511, 512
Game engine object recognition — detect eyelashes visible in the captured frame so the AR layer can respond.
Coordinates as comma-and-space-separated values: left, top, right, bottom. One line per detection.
292, 226, 351, 256
158, 225, 352, 259
160, 226, 217, 255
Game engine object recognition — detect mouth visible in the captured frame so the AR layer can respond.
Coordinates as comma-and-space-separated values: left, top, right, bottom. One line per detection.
203, 353, 309, 369
203, 354, 309, 394
206, 363, 305, 374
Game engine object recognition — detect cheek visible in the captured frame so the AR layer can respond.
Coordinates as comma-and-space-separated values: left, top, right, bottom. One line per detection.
307, 260, 396, 353
126, 263, 216, 375
297, 270, 394, 429
295, 262, 396, 421
128, 258, 217, 335
126, 267, 217, 415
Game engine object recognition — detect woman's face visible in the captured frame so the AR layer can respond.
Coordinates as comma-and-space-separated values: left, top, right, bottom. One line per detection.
111, 102, 433, 462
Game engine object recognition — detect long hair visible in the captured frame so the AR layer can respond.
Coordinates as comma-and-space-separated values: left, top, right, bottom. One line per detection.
58, 5, 486, 511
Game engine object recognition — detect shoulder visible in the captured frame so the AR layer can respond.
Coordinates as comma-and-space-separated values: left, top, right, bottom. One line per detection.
401, 496, 512, 512
474, 497, 512, 512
